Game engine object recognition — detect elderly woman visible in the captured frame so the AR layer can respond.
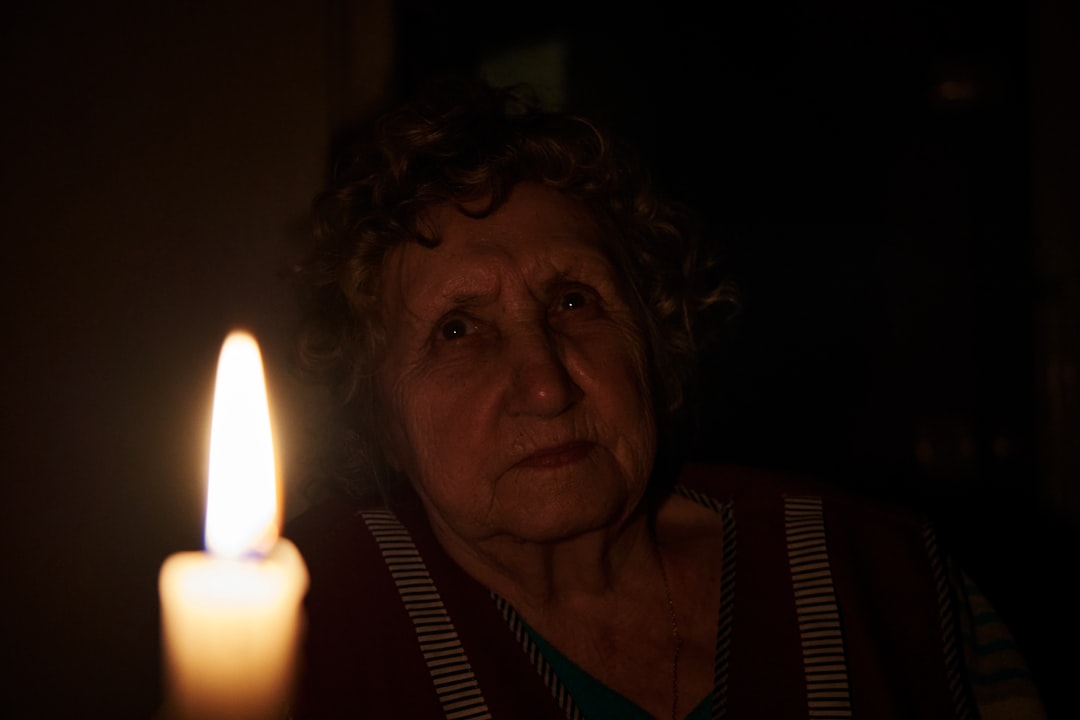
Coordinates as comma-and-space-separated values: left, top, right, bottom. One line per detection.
285, 80, 1044, 719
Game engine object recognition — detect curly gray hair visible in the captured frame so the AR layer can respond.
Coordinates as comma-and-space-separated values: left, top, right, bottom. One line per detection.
291, 78, 737, 502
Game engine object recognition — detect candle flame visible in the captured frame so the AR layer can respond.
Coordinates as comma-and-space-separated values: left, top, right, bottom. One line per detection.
205, 331, 278, 559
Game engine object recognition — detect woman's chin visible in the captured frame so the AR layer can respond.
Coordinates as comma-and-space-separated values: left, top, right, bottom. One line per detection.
490, 468, 643, 543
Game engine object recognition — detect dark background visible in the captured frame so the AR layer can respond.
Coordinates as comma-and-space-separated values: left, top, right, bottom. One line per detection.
2, 0, 1077, 716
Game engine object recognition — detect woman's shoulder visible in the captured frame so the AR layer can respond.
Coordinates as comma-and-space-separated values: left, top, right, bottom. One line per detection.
286, 493, 374, 547
283, 491, 408, 585
675, 462, 930, 534
284, 493, 459, 717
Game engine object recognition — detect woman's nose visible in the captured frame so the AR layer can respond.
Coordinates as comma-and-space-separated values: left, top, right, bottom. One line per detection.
504, 327, 584, 417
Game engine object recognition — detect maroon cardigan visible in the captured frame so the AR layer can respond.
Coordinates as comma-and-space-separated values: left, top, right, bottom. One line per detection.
284, 464, 1010, 718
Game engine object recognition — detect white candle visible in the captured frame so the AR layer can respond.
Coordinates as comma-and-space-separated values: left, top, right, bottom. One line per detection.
159, 331, 309, 720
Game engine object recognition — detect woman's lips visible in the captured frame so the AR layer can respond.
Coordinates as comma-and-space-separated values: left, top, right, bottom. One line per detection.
514, 441, 593, 469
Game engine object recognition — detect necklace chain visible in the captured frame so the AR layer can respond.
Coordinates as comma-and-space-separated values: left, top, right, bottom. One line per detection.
654, 537, 682, 720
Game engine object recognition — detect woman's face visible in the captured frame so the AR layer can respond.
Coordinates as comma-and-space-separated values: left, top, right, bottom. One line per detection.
375, 182, 657, 545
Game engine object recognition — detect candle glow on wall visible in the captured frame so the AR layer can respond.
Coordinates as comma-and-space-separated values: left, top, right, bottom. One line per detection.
158, 331, 309, 720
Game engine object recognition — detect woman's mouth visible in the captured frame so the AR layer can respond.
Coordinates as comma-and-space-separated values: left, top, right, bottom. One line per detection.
514, 441, 594, 469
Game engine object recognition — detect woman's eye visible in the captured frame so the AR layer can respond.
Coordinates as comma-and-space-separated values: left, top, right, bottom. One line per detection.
550, 286, 603, 324
560, 290, 589, 311
439, 318, 471, 340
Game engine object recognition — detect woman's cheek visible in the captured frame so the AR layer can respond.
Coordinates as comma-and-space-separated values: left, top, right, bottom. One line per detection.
400, 354, 494, 437
573, 326, 650, 393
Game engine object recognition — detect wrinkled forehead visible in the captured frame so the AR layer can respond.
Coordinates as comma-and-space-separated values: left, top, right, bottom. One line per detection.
379, 183, 621, 319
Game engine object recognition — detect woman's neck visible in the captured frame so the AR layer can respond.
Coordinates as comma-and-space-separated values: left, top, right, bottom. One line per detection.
425, 500, 659, 610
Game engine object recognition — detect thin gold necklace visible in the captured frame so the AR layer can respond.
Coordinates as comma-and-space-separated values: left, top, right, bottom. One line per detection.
654, 536, 682, 720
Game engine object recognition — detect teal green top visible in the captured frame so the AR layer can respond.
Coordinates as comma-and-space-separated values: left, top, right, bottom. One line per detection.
525, 625, 711, 720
